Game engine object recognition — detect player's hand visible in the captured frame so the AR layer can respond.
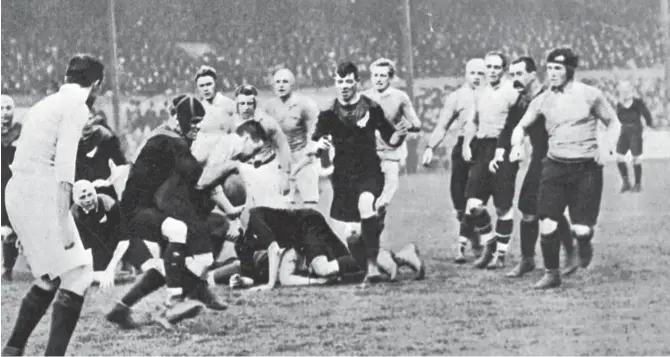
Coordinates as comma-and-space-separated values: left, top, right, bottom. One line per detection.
92, 179, 112, 188
97, 270, 116, 289
421, 148, 434, 167
278, 173, 290, 196
394, 120, 412, 135
462, 144, 473, 162
509, 145, 524, 162
315, 136, 332, 152
60, 222, 76, 250
489, 148, 505, 173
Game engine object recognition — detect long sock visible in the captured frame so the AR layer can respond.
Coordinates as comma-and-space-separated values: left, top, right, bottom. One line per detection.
5, 285, 57, 350
494, 219, 513, 256
182, 269, 205, 297
44, 289, 84, 356
361, 216, 381, 261
459, 212, 476, 246
120, 268, 165, 307
556, 215, 573, 252
164, 243, 187, 298
633, 164, 642, 185
520, 219, 539, 258
2, 241, 19, 271
540, 229, 561, 270
471, 210, 493, 244
346, 236, 367, 269
617, 162, 629, 183
336, 255, 362, 275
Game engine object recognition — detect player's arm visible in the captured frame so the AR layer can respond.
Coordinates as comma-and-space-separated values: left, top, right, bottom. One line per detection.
510, 94, 543, 148
209, 185, 242, 218
308, 110, 333, 155
264, 116, 292, 176
56, 106, 90, 249
400, 91, 422, 129
278, 249, 331, 286
426, 92, 459, 150
374, 105, 404, 147
290, 99, 321, 175
196, 136, 239, 190
637, 99, 655, 128
249, 241, 282, 292
592, 89, 621, 153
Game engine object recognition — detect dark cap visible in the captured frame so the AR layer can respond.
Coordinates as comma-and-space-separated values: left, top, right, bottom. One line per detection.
65, 54, 105, 87
546, 47, 579, 69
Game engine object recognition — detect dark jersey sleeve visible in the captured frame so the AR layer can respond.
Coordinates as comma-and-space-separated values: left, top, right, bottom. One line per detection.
311, 110, 332, 142
371, 105, 402, 148
497, 96, 525, 149
637, 99, 654, 127
104, 136, 128, 165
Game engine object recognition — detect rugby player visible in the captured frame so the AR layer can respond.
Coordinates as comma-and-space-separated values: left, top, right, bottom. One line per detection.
463, 51, 522, 270
421, 58, 485, 263
1, 94, 21, 281
614, 80, 654, 193
310, 61, 411, 284
264, 69, 321, 208
2, 54, 103, 356
510, 47, 621, 289
503, 57, 577, 278
194, 65, 236, 134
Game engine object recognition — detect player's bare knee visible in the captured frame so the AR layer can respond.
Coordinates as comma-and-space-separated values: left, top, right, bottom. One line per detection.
358, 192, 376, 218
522, 213, 537, 222
141, 258, 165, 276
616, 154, 627, 163
496, 207, 513, 220
60, 264, 94, 296
162, 217, 188, 244
186, 253, 214, 277
540, 218, 558, 235
466, 199, 484, 215
631, 155, 641, 164
310, 256, 331, 277
571, 224, 592, 238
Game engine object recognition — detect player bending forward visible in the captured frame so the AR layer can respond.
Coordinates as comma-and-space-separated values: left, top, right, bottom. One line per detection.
510, 47, 621, 289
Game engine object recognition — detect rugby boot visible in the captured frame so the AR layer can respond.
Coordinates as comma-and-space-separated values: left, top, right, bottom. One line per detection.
454, 245, 467, 264
505, 257, 536, 278
473, 240, 496, 269
189, 281, 228, 311
562, 243, 579, 276
533, 269, 561, 289
577, 239, 594, 268
377, 250, 398, 281
486, 253, 505, 270
631, 183, 641, 193
154, 297, 204, 330
620, 181, 632, 193
106, 302, 141, 330
393, 243, 425, 280
1, 346, 23, 356
360, 261, 384, 287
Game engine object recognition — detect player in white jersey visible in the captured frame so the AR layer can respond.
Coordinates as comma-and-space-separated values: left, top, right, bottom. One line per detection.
194, 65, 236, 134
362, 58, 422, 212
2, 54, 104, 356
264, 69, 321, 208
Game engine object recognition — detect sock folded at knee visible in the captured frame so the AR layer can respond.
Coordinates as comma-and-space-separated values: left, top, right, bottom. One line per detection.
519, 219, 539, 258
540, 229, 561, 270
44, 289, 85, 356
361, 216, 381, 260
495, 219, 513, 253
470, 209, 492, 235
6, 285, 58, 350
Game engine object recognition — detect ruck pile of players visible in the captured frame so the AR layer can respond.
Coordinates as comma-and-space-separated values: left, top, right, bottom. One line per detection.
1, 45, 654, 355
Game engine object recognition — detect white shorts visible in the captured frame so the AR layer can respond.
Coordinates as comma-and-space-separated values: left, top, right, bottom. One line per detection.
378, 159, 401, 206
238, 159, 288, 209
5, 175, 92, 280
289, 156, 320, 204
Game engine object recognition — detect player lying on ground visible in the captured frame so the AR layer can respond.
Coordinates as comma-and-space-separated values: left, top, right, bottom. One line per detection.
207, 207, 424, 290
509, 47, 621, 289
2, 54, 104, 356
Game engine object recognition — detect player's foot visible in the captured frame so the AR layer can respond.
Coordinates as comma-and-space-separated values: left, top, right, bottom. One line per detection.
393, 243, 425, 280
1, 346, 23, 356
228, 274, 255, 289
577, 239, 594, 268
505, 257, 535, 278
1, 268, 12, 282
106, 302, 141, 330
188, 283, 228, 311
154, 298, 204, 330
631, 183, 641, 193
473, 241, 496, 269
377, 250, 398, 281
471, 243, 483, 258
486, 253, 505, 270
360, 261, 384, 287
562, 247, 579, 276
533, 269, 561, 289
620, 181, 632, 193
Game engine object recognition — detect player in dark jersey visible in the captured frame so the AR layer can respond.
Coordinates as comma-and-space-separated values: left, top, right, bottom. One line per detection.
310, 61, 411, 285
1, 94, 21, 281
502, 58, 577, 278
614, 80, 654, 193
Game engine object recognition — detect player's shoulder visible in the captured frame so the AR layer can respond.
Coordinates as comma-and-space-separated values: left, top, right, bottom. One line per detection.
360, 94, 381, 109
99, 194, 118, 212
389, 87, 409, 99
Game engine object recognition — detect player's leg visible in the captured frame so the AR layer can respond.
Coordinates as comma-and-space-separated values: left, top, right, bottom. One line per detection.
568, 161, 604, 270
294, 157, 321, 209
507, 161, 541, 277
466, 140, 496, 269
488, 159, 520, 270
615, 129, 631, 192
1, 230, 19, 281
630, 129, 643, 192
451, 138, 477, 263
358, 176, 386, 284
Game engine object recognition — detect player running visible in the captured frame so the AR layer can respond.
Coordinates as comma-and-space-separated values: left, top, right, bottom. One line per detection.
264, 69, 321, 208
1, 94, 21, 281
194, 65, 236, 134
421, 58, 485, 263
614, 80, 654, 193
510, 47, 621, 289
309, 61, 412, 284
2, 54, 104, 356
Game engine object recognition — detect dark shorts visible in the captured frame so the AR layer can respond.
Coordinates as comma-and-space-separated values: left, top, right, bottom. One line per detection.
537, 157, 603, 226
299, 211, 350, 263
616, 126, 643, 156
450, 136, 472, 212
465, 138, 519, 211
330, 170, 384, 222
518, 157, 543, 215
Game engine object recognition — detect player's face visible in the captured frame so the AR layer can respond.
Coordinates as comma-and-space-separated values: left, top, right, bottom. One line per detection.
76, 188, 97, 212
546, 63, 568, 88
273, 73, 293, 98
1, 99, 14, 132
465, 67, 485, 88
485, 55, 505, 85
371, 66, 391, 92
236, 94, 256, 119
619, 82, 635, 101
508, 62, 535, 92
197, 76, 216, 100
335, 73, 358, 102
185, 117, 202, 141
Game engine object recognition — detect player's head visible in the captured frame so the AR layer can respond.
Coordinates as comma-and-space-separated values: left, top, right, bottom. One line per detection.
273, 68, 295, 99
464, 58, 486, 88
170, 94, 205, 142
235, 119, 269, 161
484, 51, 507, 85
195, 65, 217, 101
334, 61, 360, 102
73, 180, 98, 212
64, 54, 105, 101
370, 58, 395, 92
234, 84, 258, 120
1, 94, 15, 133
509, 57, 538, 92
618, 80, 636, 102
545, 47, 579, 88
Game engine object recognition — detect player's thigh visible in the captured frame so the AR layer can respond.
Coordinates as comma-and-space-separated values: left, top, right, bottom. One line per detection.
185, 219, 214, 256
629, 130, 643, 157
567, 163, 604, 227
518, 160, 542, 216
616, 129, 631, 155
493, 160, 519, 211
330, 177, 364, 222
537, 159, 570, 220
379, 160, 401, 201
294, 159, 320, 203
125, 238, 158, 271
125, 207, 167, 243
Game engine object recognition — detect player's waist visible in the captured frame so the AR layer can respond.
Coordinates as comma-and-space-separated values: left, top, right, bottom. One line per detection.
546, 153, 598, 165
10, 162, 56, 177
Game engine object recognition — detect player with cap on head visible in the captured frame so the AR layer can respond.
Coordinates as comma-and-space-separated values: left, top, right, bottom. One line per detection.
2, 54, 104, 356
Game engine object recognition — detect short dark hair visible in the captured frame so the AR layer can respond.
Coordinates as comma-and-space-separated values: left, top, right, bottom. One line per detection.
65, 54, 104, 87
236, 120, 268, 142
512, 57, 537, 73
234, 84, 259, 97
195, 65, 217, 82
335, 61, 359, 81
485, 51, 508, 69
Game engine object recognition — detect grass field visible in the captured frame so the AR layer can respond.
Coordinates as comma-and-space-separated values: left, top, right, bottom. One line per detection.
2, 160, 670, 355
